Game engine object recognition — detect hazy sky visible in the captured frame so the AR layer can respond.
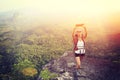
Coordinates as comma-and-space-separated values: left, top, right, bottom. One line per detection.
1, 0, 120, 14
0, 0, 120, 31
1, 0, 120, 12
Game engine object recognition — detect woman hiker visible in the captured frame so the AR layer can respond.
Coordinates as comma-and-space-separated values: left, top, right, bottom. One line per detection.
72, 24, 87, 69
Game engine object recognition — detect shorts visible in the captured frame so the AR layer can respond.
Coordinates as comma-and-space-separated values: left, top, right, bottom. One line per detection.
74, 48, 85, 57
75, 53, 85, 57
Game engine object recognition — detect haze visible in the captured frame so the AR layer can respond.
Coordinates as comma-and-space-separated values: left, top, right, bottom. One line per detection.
0, 0, 120, 33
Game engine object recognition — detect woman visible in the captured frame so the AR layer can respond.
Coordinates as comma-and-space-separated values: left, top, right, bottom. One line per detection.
72, 24, 87, 69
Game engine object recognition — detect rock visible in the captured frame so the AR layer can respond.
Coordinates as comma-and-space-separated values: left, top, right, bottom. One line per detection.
63, 72, 69, 76
56, 68, 65, 73
41, 51, 115, 80
67, 62, 75, 68
61, 51, 68, 57
78, 69, 87, 76
57, 77, 64, 80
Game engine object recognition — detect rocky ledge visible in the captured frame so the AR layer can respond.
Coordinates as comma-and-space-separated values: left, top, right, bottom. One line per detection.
39, 51, 120, 80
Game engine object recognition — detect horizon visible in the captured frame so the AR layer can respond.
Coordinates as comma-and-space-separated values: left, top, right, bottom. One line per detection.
0, 0, 120, 34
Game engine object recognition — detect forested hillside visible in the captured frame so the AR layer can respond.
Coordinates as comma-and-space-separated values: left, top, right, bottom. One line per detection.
0, 24, 120, 80
0, 26, 73, 80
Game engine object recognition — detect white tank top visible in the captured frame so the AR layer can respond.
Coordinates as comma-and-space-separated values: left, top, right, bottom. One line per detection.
75, 40, 85, 54
77, 40, 84, 49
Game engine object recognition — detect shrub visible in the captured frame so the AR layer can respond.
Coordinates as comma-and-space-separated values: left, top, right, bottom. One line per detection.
40, 68, 58, 80
22, 67, 37, 76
